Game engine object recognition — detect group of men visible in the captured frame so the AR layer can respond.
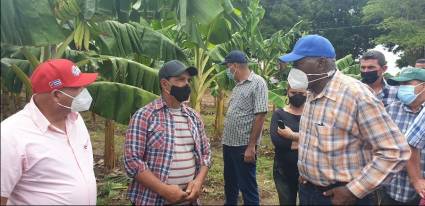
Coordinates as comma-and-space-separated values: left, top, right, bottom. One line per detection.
1, 34, 424, 206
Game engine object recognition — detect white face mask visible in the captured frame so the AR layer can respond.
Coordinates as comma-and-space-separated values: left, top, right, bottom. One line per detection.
287, 68, 335, 90
56, 88, 93, 112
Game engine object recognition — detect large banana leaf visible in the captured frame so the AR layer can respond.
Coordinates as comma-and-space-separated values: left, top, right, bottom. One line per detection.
96, 21, 187, 62
87, 81, 158, 125
94, 56, 161, 95
0, 58, 33, 94
1, 0, 65, 46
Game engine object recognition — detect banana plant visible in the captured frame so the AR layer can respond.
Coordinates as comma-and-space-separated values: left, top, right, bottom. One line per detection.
336, 54, 361, 79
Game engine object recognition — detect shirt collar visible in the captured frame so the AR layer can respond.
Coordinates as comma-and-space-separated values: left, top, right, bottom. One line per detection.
311, 70, 340, 102
155, 96, 191, 116
237, 71, 254, 85
28, 96, 79, 133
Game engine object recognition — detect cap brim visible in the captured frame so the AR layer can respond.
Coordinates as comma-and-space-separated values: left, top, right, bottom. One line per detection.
279, 52, 305, 63
387, 76, 413, 86
67, 73, 98, 87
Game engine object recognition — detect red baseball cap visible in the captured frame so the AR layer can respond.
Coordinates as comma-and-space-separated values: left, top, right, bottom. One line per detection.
30, 59, 98, 93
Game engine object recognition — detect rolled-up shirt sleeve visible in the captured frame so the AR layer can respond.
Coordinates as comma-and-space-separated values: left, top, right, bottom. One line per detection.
1, 131, 23, 198
346, 95, 411, 198
124, 109, 149, 178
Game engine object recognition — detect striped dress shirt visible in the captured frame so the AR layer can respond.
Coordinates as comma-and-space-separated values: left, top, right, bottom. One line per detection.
298, 71, 411, 199
406, 108, 425, 149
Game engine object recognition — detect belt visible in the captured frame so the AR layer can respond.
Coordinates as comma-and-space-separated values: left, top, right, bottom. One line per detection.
303, 181, 348, 192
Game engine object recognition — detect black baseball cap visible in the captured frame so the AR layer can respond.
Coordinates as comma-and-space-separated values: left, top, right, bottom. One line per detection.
159, 60, 198, 80
220, 50, 248, 65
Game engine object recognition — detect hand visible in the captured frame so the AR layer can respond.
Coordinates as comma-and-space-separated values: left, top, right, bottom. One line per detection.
244, 145, 256, 163
277, 127, 295, 140
323, 186, 357, 205
413, 178, 425, 198
291, 141, 299, 150
185, 179, 203, 202
299, 176, 308, 185
161, 184, 188, 204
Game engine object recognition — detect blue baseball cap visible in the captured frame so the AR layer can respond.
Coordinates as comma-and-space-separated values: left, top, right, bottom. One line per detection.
279, 35, 336, 62
220, 50, 248, 65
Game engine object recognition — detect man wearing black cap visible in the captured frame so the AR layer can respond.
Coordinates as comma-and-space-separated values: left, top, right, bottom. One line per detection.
360, 50, 398, 107
124, 60, 211, 205
221, 50, 268, 205
280, 35, 410, 205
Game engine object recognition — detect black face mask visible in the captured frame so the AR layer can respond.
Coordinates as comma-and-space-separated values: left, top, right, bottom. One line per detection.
288, 93, 307, 107
170, 84, 191, 102
361, 70, 380, 84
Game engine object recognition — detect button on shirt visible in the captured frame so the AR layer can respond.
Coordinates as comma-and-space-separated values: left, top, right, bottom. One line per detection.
1, 98, 96, 205
223, 72, 268, 146
124, 97, 211, 205
384, 101, 424, 203
298, 71, 410, 199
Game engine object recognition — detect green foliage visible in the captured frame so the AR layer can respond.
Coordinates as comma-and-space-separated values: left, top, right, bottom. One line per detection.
336, 54, 361, 79
260, 0, 380, 58
96, 21, 187, 61
1, 0, 66, 46
0, 58, 34, 94
87, 82, 158, 125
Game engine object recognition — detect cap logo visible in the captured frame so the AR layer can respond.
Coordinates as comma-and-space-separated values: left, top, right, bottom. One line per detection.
49, 79, 62, 88
71, 65, 81, 76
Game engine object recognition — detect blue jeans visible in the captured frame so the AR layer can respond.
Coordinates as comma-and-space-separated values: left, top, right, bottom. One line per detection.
223, 145, 259, 205
299, 181, 373, 205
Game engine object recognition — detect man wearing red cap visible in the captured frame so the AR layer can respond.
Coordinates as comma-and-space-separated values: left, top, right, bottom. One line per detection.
1, 59, 98, 205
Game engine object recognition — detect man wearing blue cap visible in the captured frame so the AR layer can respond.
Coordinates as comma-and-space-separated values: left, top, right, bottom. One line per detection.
221, 50, 268, 205
380, 67, 425, 205
279, 34, 410, 205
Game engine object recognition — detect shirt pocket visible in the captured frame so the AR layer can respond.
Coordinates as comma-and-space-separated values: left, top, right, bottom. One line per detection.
315, 124, 346, 153
147, 125, 166, 150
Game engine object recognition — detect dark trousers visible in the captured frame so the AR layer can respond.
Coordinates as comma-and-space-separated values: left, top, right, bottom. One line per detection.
273, 157, 299, 205
380, 190, 420, 206
299, 181, 373, 205
223, 145, 259, 205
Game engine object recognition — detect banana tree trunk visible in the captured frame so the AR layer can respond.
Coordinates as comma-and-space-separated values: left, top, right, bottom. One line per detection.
214, 89, 225, 139
104, 119, 116, 172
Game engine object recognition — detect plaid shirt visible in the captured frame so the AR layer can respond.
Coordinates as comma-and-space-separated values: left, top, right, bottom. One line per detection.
298, 71, 410, 199
223, 71, 268, 146
384, 101, 424, 203
406, 108, 425, 149
124, 97, 211, 205
376, 79, 398, 107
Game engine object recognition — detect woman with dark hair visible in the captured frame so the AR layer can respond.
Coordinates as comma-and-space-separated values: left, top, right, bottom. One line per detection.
269, 85, 307, 205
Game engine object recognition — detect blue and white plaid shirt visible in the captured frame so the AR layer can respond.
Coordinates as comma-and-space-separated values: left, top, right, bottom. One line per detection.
384, 100, 425, 203
406, 108, 425, 149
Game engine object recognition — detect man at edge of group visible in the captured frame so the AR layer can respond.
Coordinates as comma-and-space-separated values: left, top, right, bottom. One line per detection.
381, 67, 425, 205
221, 50, 268, 205
124, 60, 211, 205
279, 34, 411, 205
1, 59, 98, 205
405, 106, 425, 205
359, 50, 398, 107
